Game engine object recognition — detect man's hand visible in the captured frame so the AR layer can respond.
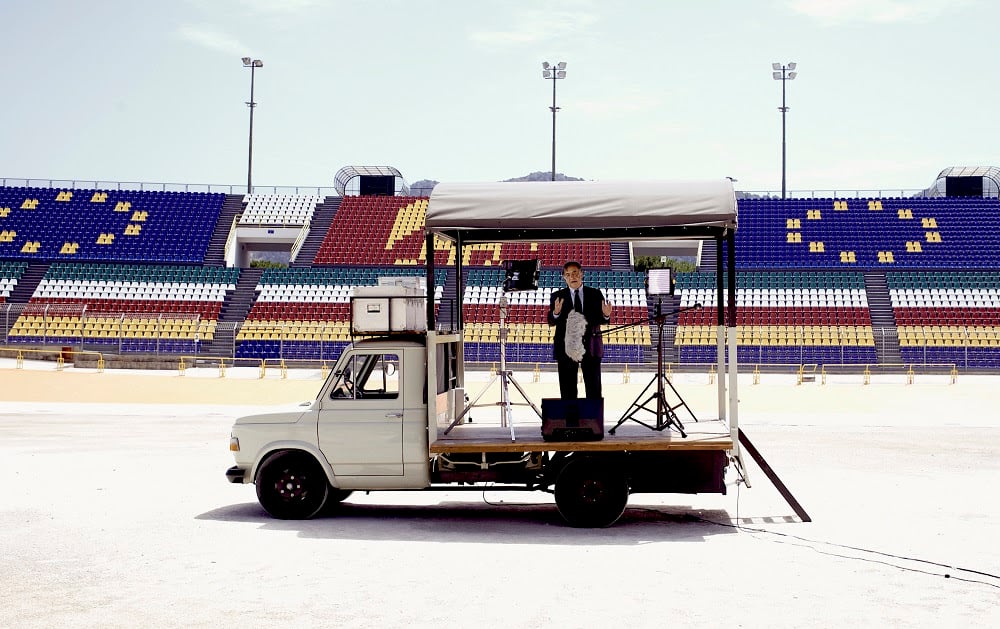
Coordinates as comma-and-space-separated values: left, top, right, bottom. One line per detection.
553, 296, 565, 315
602, 299, 613, 318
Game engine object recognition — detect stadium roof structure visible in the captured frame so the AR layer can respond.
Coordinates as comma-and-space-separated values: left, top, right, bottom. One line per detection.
424, 179, 737, 243
333, 165, 408, 196
931, 166, 1000, 197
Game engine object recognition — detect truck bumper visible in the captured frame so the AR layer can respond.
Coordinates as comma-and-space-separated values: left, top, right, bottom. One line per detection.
226, 466, 247, 484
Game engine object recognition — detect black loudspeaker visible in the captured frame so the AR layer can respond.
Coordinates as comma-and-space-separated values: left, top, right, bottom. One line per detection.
360, 175, 395, 196
945, 176, 983, 198
503, 259, 540, 292
541, 398, 604, 441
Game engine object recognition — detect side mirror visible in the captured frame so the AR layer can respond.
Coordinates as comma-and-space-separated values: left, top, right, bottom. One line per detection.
384, 363, 396, 377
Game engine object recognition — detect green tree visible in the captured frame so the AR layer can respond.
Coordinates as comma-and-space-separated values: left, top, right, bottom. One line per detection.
633, 255, 696, 274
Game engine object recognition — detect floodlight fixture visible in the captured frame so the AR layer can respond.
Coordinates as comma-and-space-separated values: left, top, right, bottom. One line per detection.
541, 60, 567, 182
243, 56, 264, 194
772, 62, 798, 199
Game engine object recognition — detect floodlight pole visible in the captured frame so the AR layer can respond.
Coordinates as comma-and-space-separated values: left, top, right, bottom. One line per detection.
242, 57, 264, 194
772, 62, 797, 199
542, 61, 567, 181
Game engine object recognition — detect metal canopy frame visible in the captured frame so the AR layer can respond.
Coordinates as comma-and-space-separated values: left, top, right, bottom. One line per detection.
421, 179, 741, 461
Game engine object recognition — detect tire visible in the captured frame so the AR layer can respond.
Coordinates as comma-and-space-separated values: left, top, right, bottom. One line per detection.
255, 451, 330, 520
554, 456, 629, 528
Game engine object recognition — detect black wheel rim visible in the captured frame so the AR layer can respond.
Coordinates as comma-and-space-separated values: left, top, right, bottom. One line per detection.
273, 467, 312, 503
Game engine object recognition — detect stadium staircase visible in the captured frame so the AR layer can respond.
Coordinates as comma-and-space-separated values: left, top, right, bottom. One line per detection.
1, 263, 48, 342
436, 268, 459, 331
698, 240, 717, 272
204, 267, 264, 357
609, 242, 632, 271
6, 262, 49, 304
291, 196, 342, 267
863, 271, 902, 366
203, 195, 244, 266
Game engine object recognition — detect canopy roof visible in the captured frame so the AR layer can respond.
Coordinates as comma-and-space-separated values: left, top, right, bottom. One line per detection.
425, 179, 737, 243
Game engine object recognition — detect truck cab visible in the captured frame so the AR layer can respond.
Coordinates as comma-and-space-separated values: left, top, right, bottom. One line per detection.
228, 337, 435, 517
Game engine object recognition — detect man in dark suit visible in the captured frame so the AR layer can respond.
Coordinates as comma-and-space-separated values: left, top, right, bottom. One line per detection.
547, 261, 613, 399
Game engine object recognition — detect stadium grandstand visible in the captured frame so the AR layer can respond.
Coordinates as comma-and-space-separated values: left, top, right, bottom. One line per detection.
1, 165, 998, 371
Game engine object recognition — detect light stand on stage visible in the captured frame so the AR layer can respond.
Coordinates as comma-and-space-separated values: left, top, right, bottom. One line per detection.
608, 296, 701, 437
443, 260, 542, 441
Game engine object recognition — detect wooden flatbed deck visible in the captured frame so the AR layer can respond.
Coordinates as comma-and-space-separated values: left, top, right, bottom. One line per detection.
430, 419, 733, 454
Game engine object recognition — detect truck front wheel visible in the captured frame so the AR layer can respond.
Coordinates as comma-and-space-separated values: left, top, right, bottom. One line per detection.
554, 456, 629, 528
256, 451, 330, 520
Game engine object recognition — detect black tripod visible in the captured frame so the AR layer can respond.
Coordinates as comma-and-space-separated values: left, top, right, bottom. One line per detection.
608, 300, 700, 437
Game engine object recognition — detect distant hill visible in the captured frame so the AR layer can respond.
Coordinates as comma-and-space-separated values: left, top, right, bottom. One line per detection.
410, 172, 584, 196
409, 179, 438, 196
504, 172, 584, 183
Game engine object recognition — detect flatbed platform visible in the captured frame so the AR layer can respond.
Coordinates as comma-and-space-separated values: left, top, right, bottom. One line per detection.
430, 419, 733, 454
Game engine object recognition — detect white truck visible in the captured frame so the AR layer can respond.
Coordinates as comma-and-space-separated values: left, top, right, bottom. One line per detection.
226, 180, 805, 527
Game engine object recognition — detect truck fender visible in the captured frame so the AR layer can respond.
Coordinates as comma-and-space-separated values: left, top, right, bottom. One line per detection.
250, 441, 342, 490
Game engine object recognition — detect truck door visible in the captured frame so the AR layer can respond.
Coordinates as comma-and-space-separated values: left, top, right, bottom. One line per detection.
318, 351, 403, 476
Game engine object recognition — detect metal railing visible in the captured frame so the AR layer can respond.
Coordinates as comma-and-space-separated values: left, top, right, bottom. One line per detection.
1, 177, 339, 197
13, 177, 996, 201
3, 309, 998, 371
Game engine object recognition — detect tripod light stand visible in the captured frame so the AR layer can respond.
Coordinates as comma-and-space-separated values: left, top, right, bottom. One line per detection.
443, 260, 543, 441
608, 272, 698, 437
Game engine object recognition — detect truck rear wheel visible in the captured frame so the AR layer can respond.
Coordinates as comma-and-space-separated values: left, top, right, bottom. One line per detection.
256, 451, 330, 520
554, 456, 629, 528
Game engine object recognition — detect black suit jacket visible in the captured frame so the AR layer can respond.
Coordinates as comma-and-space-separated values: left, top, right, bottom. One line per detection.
547, 285, 610, 360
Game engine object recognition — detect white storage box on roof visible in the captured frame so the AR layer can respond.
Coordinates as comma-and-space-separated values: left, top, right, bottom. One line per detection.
352, 284, 426, 334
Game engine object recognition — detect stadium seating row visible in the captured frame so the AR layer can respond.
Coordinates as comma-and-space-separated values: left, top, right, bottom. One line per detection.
731, 197, 1000, 268
0, 187, 223, 263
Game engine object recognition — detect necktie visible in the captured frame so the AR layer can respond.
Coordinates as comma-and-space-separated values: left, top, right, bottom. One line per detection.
573, 289, 583, 313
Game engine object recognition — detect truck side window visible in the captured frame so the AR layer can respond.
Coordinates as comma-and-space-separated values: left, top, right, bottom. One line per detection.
330, 353, 399, 400
330, 359, 356, 399
358, 353, 399, 399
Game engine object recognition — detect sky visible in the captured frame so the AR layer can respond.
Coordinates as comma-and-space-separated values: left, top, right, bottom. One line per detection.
1, 0, 997, 194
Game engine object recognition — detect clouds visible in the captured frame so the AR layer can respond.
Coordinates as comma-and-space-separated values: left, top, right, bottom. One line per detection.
469, 8, 599, 46
177, 24, 249, 56
176, 0, 323, 56
787, 0, 976, 23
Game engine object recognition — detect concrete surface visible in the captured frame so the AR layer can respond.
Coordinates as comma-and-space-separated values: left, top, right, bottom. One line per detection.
0, 363, 997, 627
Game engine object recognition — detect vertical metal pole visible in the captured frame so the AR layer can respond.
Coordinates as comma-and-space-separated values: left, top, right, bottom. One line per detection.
425, 231, 436, 331
715, 236, 726, 420
454, 231, 464, 334
727, 231, 740, 449
247, 65, 256, 194
780, 70, 787, 199
551, 75, 557, 181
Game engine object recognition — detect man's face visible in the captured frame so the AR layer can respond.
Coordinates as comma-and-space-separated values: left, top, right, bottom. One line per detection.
563, 266, 583, 290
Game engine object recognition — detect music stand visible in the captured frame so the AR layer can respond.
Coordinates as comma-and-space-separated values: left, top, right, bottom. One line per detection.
444, 260, 543, 441
608, 272, 698, 437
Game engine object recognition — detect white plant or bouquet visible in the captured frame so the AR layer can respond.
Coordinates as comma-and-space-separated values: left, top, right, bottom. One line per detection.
564, 310, 587, 362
